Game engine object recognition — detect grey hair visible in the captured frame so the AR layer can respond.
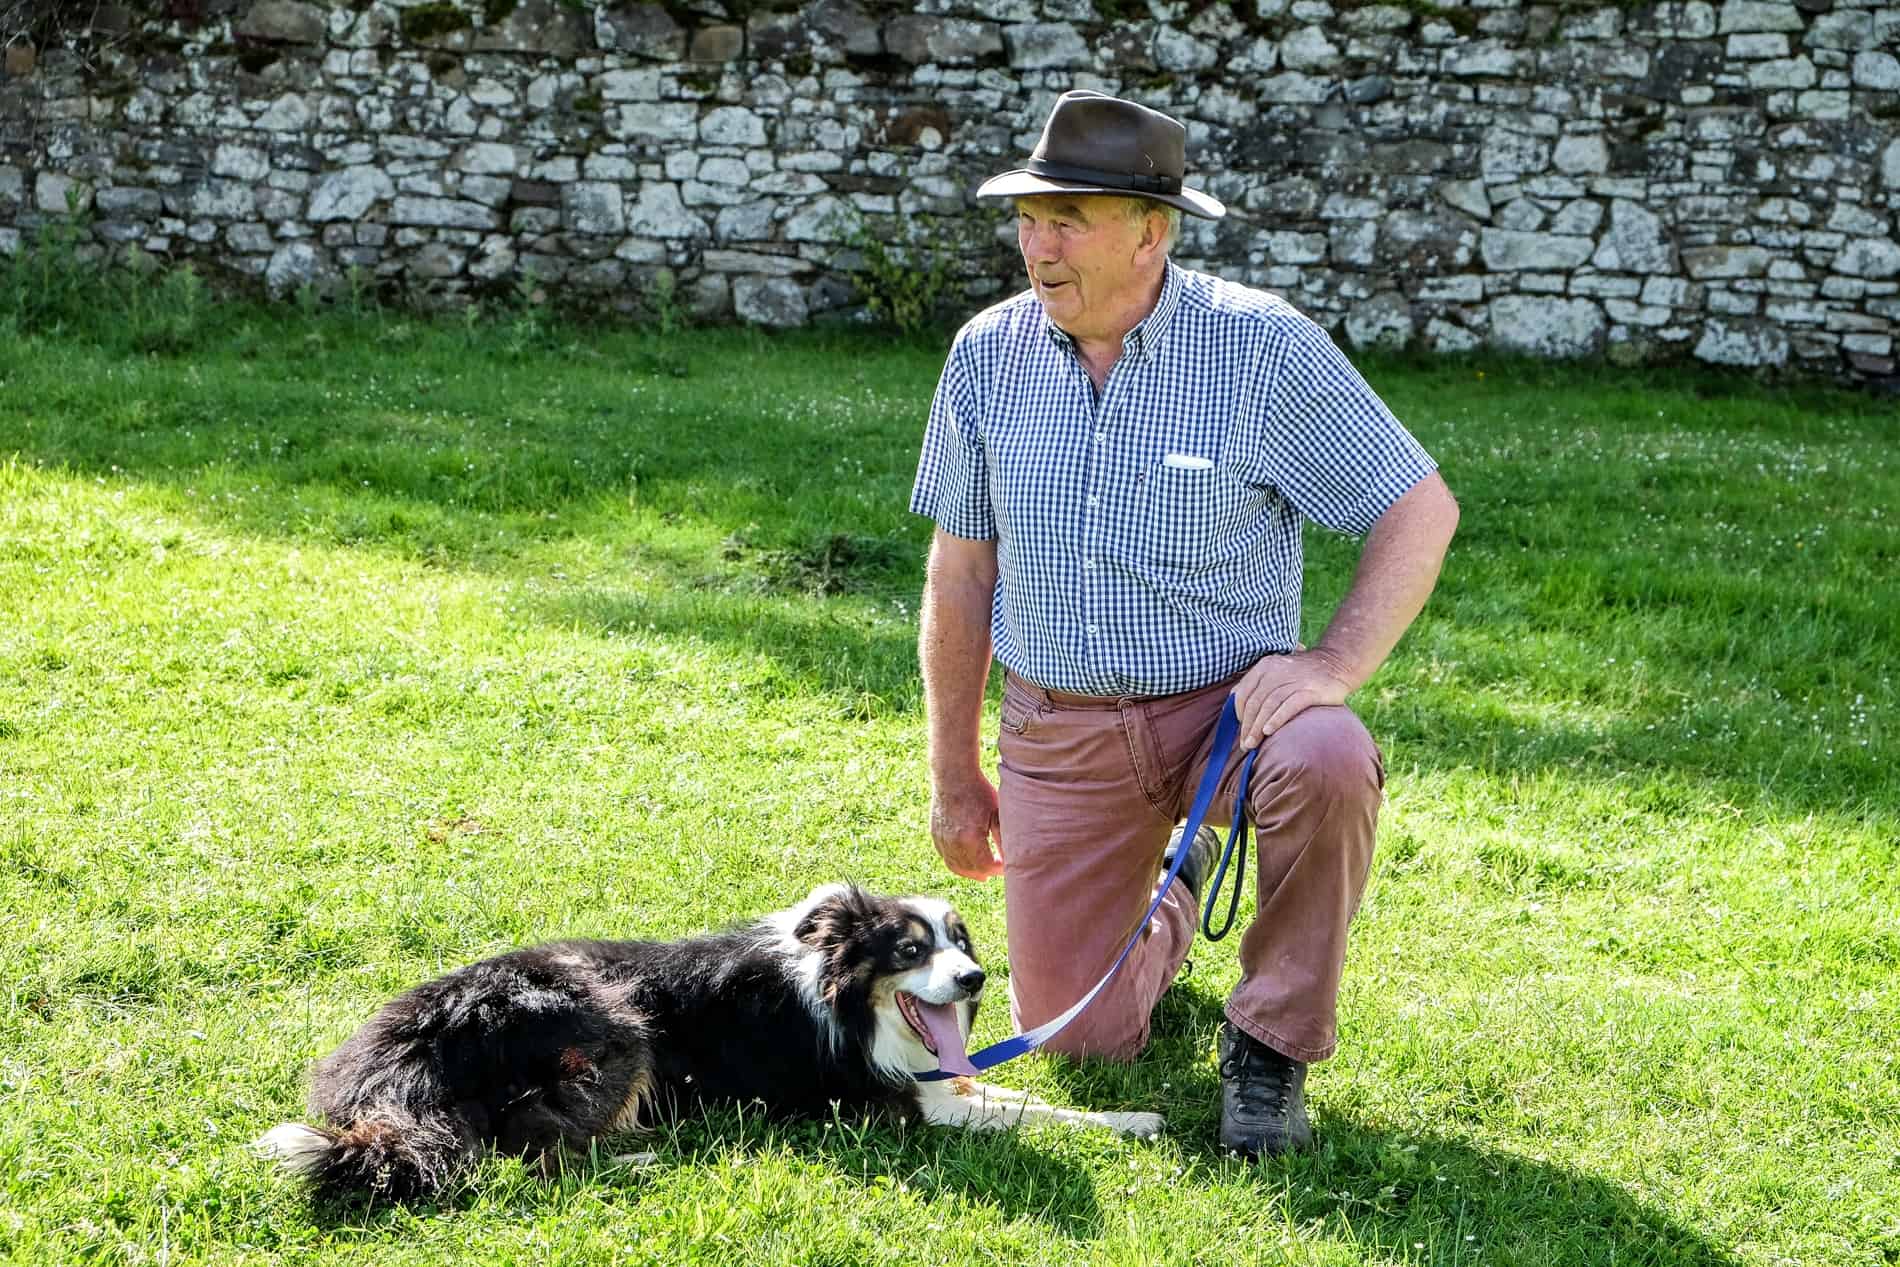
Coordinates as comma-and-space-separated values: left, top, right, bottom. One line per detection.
1121, 197, 1182, 252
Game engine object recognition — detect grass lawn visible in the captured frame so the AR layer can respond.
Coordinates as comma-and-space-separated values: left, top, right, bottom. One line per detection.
0, 299, 1894, 1266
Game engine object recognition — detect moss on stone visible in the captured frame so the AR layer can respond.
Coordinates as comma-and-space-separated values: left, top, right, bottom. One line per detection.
399, 2, 474, 43
482, 0, 520, 25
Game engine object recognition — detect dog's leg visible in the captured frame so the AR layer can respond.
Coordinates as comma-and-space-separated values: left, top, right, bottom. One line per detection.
919, 1079, 1164, 1139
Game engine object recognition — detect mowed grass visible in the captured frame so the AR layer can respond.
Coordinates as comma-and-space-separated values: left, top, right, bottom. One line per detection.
0, 303, 1894, 1267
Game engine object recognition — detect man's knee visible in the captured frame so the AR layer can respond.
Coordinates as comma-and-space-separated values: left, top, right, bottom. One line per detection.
1248, 706, 1382, 812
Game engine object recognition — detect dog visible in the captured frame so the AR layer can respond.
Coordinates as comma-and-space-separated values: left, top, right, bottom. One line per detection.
256, 883, 1163, 1198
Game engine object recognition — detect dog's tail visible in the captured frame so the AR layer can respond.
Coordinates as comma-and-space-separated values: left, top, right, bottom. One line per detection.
254, 1106, 473, 1200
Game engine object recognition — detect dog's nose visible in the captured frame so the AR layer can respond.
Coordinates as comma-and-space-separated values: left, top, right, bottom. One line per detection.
956, 969, 986, 994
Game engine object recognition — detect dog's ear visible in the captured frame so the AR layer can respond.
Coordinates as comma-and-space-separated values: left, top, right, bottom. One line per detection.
794, 885, 869, 948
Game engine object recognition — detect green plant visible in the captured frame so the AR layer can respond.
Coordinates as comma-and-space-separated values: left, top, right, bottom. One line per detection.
838, 216, 968, 337
642, 266, 683, 339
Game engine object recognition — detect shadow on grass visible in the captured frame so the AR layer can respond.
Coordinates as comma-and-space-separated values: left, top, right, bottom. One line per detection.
8, 324, 1895, 812
302, 1106, 1107, 1240
1034, 985, 1738, 1267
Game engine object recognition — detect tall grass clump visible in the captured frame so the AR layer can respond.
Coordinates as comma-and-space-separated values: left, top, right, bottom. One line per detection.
1, 198, 229, 354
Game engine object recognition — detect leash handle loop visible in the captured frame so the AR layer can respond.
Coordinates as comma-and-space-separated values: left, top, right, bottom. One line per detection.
1199, 744, 1257, 942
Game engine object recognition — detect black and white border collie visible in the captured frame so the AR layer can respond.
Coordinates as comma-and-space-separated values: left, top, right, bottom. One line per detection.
257, 884, 1162, 1198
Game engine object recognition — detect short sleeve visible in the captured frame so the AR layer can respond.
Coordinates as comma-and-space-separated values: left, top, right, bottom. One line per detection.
1252, 317, 1438, 536
908, 337, 996, 540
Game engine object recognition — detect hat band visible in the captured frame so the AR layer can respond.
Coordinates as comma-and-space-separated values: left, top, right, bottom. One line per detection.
1022, 157, 1183, 197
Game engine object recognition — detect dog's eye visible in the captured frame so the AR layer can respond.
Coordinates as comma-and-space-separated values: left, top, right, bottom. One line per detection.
895, 941, 923, 961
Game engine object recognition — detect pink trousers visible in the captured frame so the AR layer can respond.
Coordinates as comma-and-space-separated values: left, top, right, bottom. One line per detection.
997, 671, 1382, 1064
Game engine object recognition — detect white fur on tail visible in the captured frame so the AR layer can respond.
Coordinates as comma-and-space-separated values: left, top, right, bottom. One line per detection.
254, 1123, 332, 1174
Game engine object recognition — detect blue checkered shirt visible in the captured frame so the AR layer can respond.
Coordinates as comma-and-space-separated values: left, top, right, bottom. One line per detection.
909, 261, 1439, 698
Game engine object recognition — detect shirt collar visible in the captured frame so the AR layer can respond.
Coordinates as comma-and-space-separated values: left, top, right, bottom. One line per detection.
1038, 259, 1184, 365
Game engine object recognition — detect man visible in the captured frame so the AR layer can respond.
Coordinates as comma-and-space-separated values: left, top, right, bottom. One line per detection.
909, 90, 1458, 1156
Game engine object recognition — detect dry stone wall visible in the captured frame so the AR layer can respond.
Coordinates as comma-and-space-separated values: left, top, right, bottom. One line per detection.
3, 0, 1899, 380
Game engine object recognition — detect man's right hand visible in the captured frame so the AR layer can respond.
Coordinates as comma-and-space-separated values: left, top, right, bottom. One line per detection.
929, 773, 1004, 880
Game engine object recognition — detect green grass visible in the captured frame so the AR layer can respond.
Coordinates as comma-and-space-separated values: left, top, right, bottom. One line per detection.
0, 299, 1895, 1267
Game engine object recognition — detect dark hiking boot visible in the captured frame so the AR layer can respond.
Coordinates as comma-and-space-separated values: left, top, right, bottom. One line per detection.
1217, 1021, 1314, 1157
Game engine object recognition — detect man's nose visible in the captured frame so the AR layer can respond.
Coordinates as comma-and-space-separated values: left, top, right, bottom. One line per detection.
1021, 223, 1057, 262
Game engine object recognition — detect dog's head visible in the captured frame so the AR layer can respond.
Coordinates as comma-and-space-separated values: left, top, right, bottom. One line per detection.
787, 884, 984, 1076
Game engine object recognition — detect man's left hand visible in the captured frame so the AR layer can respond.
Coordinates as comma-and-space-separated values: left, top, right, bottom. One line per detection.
1233, 648, 1355, 750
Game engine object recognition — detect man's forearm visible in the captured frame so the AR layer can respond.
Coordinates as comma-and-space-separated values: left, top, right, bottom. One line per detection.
1314, 472, 1459, 690
919, 535, 999, 784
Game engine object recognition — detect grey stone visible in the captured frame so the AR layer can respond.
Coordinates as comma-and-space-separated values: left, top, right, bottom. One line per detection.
700, 107, 767, 146
1748, 56, 1816, 88
309, 167, 394, 222
1007, 23, 1090, 69
213, 144, 270, 181
1806, 11, 1874, 50
236, 1, 327, 45
391, 197, 499, 230
1280, 26, 1342, 72
807, 0, 881, 57
733, 276, 809, 326
1330, 220, 1379, 268
1154, 27, 1221, 72
1380, 211, 1480, 270
265, 242, 326, 297
1480, 127, 1550, 183
1717, 2, 1803, 34
608, 103, 700, 144
411, 243, 467, 280
1593, 200, 1676, 273
1438, 180, 1492, 221
1854, 52, 1900, 91
1444, 40, 1529, 77
227, 223, 275, 253
1835, 239, 1900, 280
690, 25, 745, 62
1551, 201, 1605, 237
1345, 292, 1414, 348
1482, 230, 1594, 271
1726, 32, 1788, 58
1694, 317, 1788, 364
1682, 245, 1771, 278
704, 249, 812, 276
1489, 294, 1607, 357
186, 180, 254, 219
1553, 134, 1609, 175
473, 0, 586, 55
596, 5, 687, 59
884, 17, 1003, 65
96, 186, 163, 217
628, 183, 709, 239
564, 182, 627, 235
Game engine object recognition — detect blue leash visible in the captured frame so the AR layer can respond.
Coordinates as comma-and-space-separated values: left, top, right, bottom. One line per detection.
917, 694, 1257, 1081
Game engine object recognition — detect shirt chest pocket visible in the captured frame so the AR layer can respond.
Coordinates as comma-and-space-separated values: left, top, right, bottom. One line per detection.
1139, 459, 1255, 574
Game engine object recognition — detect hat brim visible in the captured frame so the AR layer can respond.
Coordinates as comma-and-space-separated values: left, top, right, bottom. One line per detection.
976, 169, 1225, 220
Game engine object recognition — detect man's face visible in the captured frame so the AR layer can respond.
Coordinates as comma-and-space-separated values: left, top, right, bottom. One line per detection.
1014, 194, 1161, 344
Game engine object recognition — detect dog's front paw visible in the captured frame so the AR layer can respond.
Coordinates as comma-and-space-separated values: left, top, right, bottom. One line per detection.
1105, 1111, 1165, 1139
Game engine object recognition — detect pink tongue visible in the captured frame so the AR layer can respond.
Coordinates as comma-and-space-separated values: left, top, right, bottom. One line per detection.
917, 1001, 978, 1076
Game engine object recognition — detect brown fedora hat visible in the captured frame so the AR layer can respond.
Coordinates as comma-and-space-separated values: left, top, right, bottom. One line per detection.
976, 90, 1225, 220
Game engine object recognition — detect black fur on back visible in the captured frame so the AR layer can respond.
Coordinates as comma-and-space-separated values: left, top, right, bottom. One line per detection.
272, 885, 962, 1200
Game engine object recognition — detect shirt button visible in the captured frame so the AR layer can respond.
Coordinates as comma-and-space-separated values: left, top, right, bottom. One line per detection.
1085, 559, 1096, 569
1094, 431, 1105, 443
1087, 495, 1099, 507
1086, 624, 1098, 635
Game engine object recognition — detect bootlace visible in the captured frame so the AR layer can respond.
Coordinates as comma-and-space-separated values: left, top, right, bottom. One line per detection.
1221, 1034, 1293, 1116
